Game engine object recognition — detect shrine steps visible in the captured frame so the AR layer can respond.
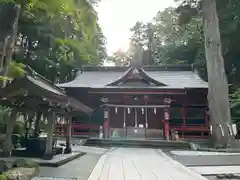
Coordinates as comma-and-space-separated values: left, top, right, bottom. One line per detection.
84, 138, 192, 150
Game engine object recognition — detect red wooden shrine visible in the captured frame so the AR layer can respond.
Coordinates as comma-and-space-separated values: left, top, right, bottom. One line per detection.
57, 65, 209, 140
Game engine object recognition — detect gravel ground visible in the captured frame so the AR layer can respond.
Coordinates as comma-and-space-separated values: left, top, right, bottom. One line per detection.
205, 176, 218, 180
165, 150, 240, 166
36, 153, 100, 179
32, 177, 79, 180
205, 175, 240, 180
32, 145, 109, 180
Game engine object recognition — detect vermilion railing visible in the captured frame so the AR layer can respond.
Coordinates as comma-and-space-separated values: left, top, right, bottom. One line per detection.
71, 123, 100, 136
170, 124, 210, 139
54, 123, 101, 136
170, 124, 209, 131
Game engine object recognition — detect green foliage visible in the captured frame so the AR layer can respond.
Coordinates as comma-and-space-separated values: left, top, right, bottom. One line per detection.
0, 0, 106, 82
127, 7, 206, 79
7, 61, 25, 79
0, 134, 4, 148
175, 0, 240, 85
126, 1, 240, 83
0, 107, 10, 134
231, 89, 240, 123
0, 175, 7, 180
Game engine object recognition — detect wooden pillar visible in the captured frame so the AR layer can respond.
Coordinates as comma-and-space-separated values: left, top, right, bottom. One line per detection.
89, 115, 92, 136
65, 116, 72, 154
103, 108, 109, 139
145, 107, 148, 139
134, 108, 137, 128
164, 108, 170, 141
44, 112, 55, 159
2, 108, 17, 157
123, 108, 126, 128
180, 107, 186, 128
205, 107, 209, 126
163, 98, 171, 141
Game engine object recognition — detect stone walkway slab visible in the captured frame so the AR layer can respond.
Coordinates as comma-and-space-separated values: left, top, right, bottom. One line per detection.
189, 166, 240, 175
169, 153, 240, 167
88, 148, 207, 180
171, 150, 240, 156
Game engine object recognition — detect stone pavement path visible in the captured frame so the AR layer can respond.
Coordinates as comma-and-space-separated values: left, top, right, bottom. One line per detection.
88, 148, 208, 180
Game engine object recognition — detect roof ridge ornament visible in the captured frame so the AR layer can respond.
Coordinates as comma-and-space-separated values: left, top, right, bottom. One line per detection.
129, 68, 141, 79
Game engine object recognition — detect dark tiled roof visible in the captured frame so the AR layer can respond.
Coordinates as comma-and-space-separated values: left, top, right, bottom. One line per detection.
0, 75, 93, 114
58, 65, 208, 89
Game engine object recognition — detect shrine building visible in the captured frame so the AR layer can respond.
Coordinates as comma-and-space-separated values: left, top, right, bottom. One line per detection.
58, 65, 209, 140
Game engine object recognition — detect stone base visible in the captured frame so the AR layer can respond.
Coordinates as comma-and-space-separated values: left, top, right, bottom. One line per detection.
1, 151, 11, 157
39, 152, 85, 167
64, 147, 72, 154
42, 153, 53, 160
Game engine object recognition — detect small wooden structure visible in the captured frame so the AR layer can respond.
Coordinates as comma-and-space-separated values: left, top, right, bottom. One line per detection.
58, 65, 209, 140
0, 67, 93, 158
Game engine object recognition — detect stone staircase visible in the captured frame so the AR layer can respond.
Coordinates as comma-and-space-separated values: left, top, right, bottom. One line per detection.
84, 138, 191, 150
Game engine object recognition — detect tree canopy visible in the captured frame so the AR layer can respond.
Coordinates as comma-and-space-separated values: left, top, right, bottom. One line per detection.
0, 0, 107, 83
109, 1, 240, 85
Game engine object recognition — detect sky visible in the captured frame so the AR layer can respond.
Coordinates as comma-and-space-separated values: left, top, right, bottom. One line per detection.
96, 0, 176, 55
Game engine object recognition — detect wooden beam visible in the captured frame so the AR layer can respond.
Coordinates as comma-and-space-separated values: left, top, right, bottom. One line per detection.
89, 91, 186, 95
103, 104, 170, 108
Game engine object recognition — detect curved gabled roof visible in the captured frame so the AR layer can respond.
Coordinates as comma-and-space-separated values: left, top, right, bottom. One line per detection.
57, 65, 208, 89
106, 67, 167, 86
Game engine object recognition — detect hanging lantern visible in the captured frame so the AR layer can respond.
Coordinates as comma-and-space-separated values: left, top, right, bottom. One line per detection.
128, 108, 130, 114
115, 107, 118, 114
154, 108, 156, 114
141, 108, 144, 114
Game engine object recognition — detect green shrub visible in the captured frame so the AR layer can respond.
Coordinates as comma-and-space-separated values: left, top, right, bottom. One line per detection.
0, 174, 7, 180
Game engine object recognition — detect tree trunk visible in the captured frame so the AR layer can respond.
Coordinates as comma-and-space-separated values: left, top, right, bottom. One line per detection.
202, 0, 235, 148
2, 109, 17, 157
0, 5, 21, 87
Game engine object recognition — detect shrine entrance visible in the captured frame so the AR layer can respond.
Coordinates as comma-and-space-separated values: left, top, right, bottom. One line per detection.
125, 108, 146, 139
108, 104, 168, 140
